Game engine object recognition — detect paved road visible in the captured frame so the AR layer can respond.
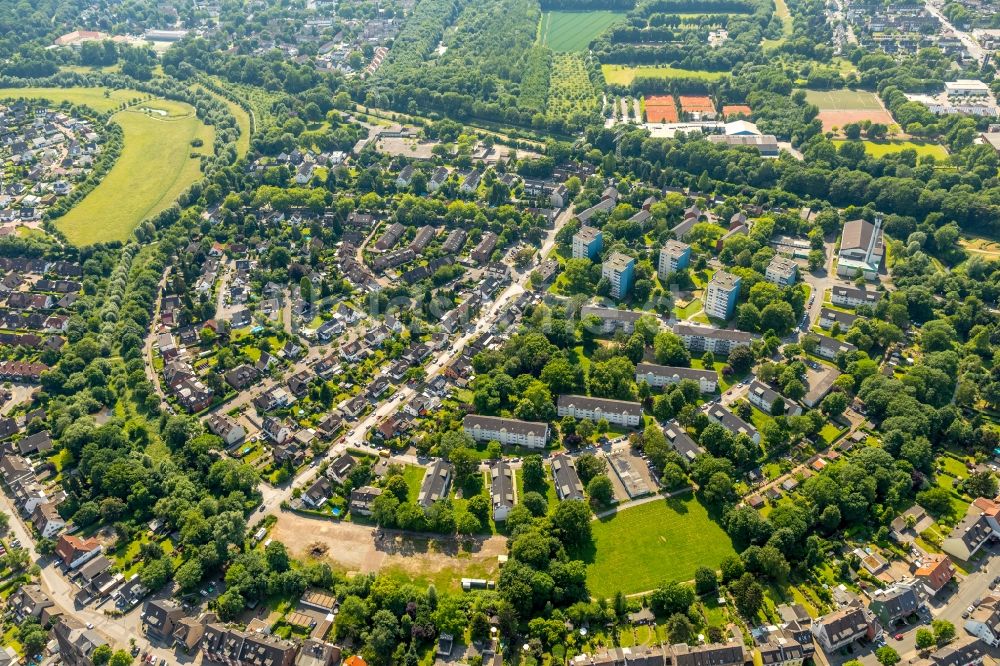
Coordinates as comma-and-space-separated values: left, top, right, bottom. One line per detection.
264, 204, 577, 515
0, 489, 194, 664
142, 267, 171, 406
923, 0, 985, 64
799, 237, 838, 334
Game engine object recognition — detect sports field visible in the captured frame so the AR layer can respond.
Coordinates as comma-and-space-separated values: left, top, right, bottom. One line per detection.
540, 10, 625, 51
832, 139, 948, 159
804, 89, 896, 133
603, 64, 727, 86
586, 494, 736, 597
0, 87, 213, 245
644, 95, 679, 123
805, 89, 882, 110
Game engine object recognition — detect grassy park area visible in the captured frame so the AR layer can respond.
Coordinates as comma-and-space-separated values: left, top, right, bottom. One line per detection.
602, 65, 727, 86
0, 87, 213, 245
833, 139, 948, 159
585, 494, 736, 597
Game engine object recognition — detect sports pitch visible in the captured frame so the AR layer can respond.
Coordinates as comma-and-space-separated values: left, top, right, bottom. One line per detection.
804, 89, 896, 133
804, 89, 882, 110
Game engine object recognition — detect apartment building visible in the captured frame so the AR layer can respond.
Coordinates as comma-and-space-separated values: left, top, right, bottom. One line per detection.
704, 270, 742, 319
602, 252, 636, 300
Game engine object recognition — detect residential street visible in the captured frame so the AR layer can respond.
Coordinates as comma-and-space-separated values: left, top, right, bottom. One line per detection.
923, 0, 985, 65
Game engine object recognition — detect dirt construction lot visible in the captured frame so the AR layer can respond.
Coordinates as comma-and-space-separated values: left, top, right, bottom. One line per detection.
271, 512, 507, 591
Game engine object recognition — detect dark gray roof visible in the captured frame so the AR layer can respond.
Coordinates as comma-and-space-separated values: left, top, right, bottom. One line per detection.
705, 404, 759, 439
931, 637, 985, 666
418, 460, 452, 507
557, 394, 642, 417
663, 420, 705, 461
673, 324, 755, 343
490, 459, 515, 510
636, 362, 715, 383
551, 454, 584, 501
671, 642, 745, 666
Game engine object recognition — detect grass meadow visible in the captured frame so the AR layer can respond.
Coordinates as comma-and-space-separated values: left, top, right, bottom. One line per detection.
602, 65, 728, 86
584, 494, 736, 597
0, 87, 213, 245
540, 10, 625, 51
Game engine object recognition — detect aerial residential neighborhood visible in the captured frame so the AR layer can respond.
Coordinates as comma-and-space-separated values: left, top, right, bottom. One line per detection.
0, 0, 997, 663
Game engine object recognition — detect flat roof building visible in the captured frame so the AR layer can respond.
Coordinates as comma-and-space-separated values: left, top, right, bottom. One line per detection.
602, 252, 636, 300
658, 240, 691, 280
704, 271, 742, 320
765, 255, 798, 286
572, 226, 603, 260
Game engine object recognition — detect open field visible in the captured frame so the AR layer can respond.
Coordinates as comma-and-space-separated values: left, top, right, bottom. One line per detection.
0, 86, 136, 112
960, 235, 1000, 259
271, 511, 506, 594
602, 65, 727, 86
585, 494, 735, 597
804, 89, 896, 133
832, 139, 948, 159
804, 89, 883, 110
540, 10, 625, 51
0, 87, 213, 245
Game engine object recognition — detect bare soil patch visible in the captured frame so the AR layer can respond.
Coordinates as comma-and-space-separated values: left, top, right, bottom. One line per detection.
271, 511, 507, 588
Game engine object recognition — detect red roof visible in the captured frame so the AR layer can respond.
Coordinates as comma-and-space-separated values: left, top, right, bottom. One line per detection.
55, 534, 101, 566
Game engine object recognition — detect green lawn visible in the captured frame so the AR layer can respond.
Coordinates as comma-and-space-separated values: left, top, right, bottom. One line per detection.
402, 464, 426, 502
818, 423, 846, 446
0, 87, 213, 245
674, 299, 703, 319
585, 494, 735, 597
602, 65, 727, 86
803, 88, 882, 110
832, 139, 948, 160
540, 10, 626, 51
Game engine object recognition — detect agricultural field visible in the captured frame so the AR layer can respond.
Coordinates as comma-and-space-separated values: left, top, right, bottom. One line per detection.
804, 88, 897, 133
585, 494, 736, 597
832, 139, 948, 159
602, 64, 728, 86
539, 10, 626, 51
0, 87, 213, 245
546, 53, 601, 126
